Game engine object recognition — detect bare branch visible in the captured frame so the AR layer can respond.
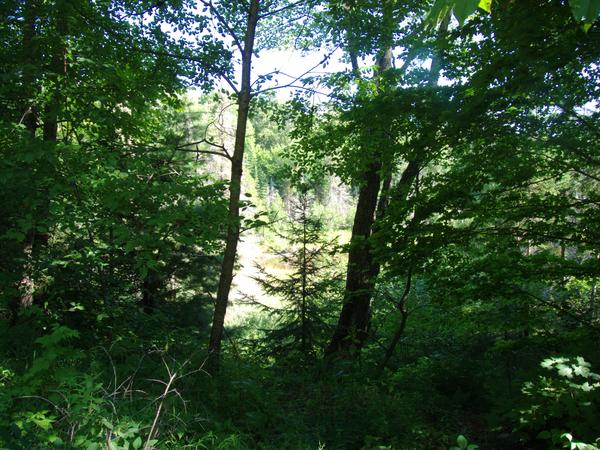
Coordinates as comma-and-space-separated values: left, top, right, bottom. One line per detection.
175, 139, 232, 160
255, 46, 340, 96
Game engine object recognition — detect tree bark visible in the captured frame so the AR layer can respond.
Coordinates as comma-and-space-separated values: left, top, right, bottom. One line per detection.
326, 4, 450, 357
301, 200, 308, 356
21, 0, 38, 134
325, 0, 395, 356
326, 162, 382, 354
371, 18, 449, 368
207, 0, 260, 372
141, 271, 161, 314
12, 0, 39, 324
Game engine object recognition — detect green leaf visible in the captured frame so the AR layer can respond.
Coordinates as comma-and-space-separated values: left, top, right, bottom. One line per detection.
569, 0, 600, 22
425, 0, 453, 29
478, 0, 492, 13
561, 433, 573, 441
3, 229, 26, 242
132, 436, 142, 449
557, 364, 574, 378
453, 0, 480, 25
102, 418, 114, 430
48, 435, 64, 446
457, 435, 468, 449
35, 326, 79, 347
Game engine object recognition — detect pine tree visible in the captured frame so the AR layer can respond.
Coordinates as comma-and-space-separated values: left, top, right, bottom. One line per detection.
248, 189, 342, 361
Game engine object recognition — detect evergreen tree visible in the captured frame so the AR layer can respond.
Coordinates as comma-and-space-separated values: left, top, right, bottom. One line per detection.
248, 189, 342, 361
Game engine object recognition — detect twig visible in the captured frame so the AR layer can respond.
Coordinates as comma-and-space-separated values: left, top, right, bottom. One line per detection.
144, 369, 177, 450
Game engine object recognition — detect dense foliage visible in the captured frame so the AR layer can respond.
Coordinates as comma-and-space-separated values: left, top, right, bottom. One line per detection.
1, 0, 599, 448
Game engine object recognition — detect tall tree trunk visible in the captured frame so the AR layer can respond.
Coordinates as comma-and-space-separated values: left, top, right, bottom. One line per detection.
207, 0, 260, 372
326, 5, 449, 357
21, 0, 38, 134
43, 4, 67, 142
325, 0, 394, 356
326, 162, 383, 354
301, 201, 308, 356
12, 2, 68, 324
12, 0, 39, 324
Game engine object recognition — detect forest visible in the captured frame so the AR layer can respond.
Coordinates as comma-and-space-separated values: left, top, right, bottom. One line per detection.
1, 0, 599, 448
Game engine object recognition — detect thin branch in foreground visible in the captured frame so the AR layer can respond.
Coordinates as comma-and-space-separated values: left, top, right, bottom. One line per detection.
175, 139, 232, 160
254, 46, 341, 97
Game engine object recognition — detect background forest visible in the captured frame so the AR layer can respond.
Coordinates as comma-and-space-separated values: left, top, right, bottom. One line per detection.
1, 0, 599, 448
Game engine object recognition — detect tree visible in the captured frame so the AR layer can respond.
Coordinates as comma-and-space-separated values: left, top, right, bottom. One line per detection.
286, 0, 449, 356
372, 0, 600, 370
0, 0, 226, 324
199, 0, 323, 370
247, 188, 341, 360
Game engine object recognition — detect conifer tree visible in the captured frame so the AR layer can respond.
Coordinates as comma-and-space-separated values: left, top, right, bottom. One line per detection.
248, 189, 342, 360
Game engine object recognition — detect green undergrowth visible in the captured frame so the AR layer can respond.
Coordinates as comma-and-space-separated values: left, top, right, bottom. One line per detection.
1, 302, 598, 449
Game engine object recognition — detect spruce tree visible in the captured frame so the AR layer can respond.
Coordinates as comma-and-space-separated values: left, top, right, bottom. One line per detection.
249, 189, 342, 361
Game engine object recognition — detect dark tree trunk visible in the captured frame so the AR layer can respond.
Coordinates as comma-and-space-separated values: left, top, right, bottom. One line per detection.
141, 271, 161, 314
21, 0, 38, 134
372, 18, 449, 368
326, 161, 382, 355
12, 0, 39, 324
301, 208, 308, 356
326, 2, 449, 358
207, 0, 260, 372
325, 0, 395, 356
13, 3, 68, 323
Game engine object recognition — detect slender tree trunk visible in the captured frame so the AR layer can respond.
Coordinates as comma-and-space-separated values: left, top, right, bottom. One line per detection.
12, 0, 39, 324
21, 0, 38, 135
301, 202, 308, 356
207, 0, 260, 372
373, 18, 449, 368
326, 8, 449, 357
376, 268, 412, 376
376, 173, 392, 218
25, 8, 66, 305
44, 4, 68, 142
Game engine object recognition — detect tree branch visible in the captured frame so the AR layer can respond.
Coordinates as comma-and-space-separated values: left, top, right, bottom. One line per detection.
199, 0, 244, 54
175, 139, 232, 160
254, 46, 340, 96
258, 0, 309, 19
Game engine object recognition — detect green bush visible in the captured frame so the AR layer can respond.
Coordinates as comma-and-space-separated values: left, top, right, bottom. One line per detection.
515, 357, 600, 449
